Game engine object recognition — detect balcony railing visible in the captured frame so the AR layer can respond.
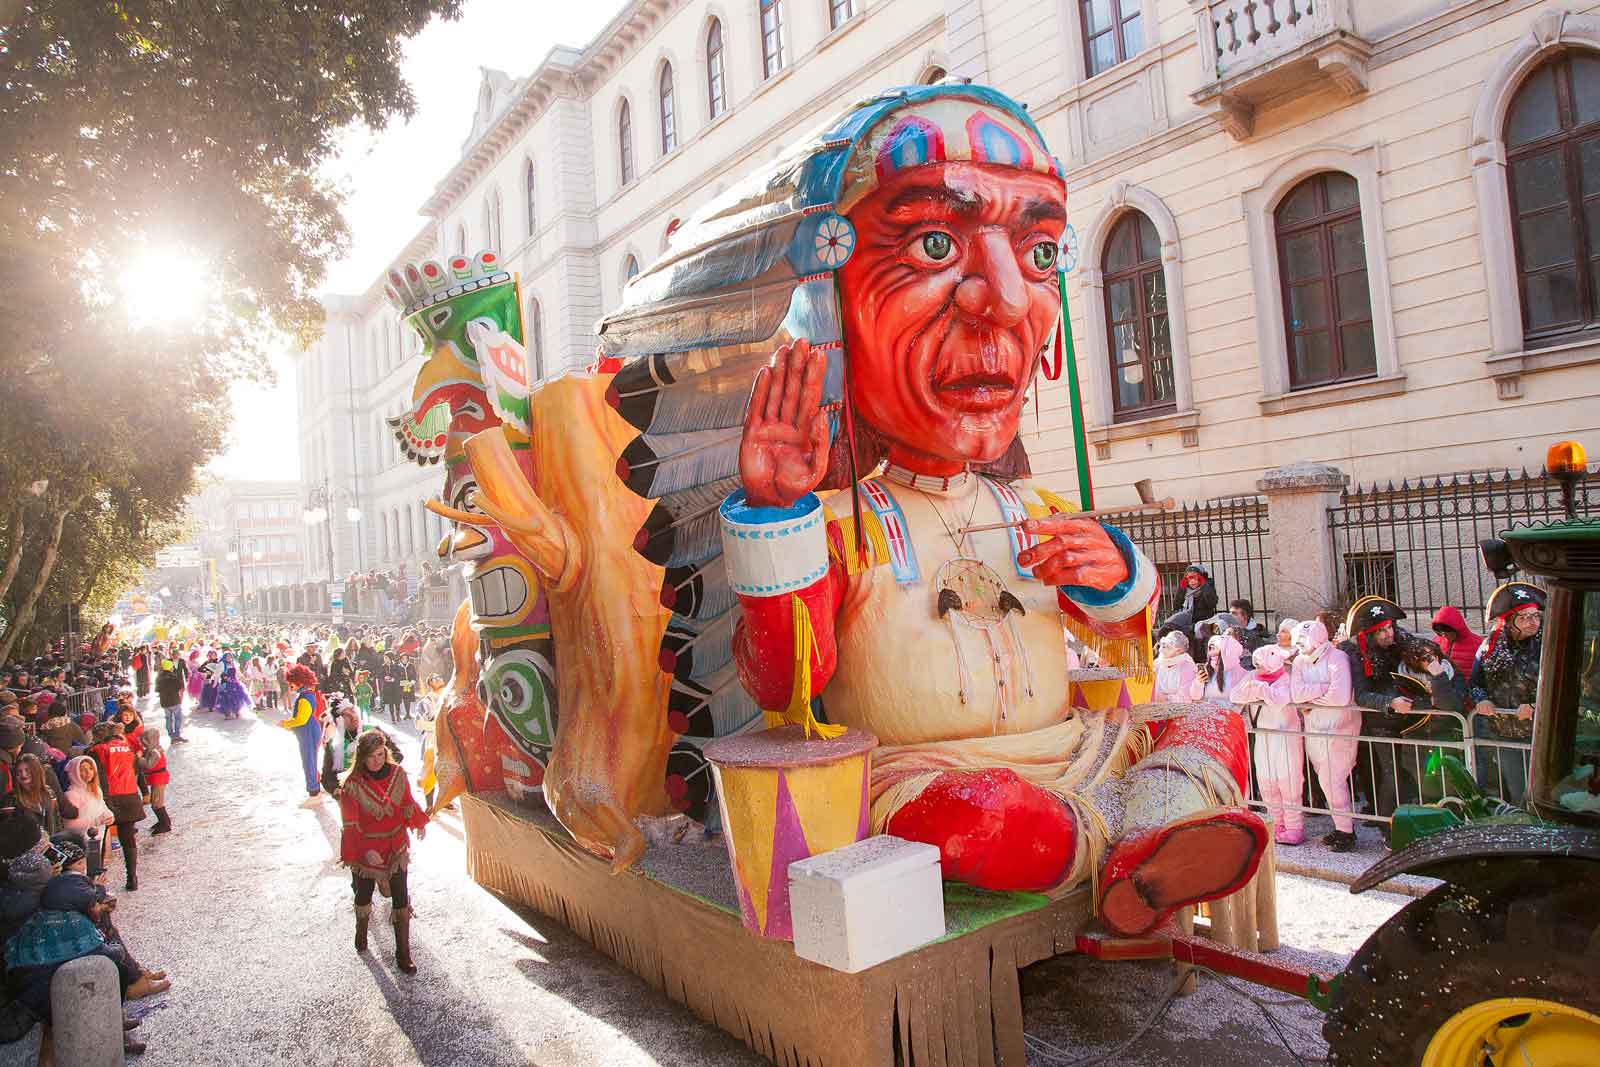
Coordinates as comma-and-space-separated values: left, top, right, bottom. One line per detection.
1189, 0, 1371, 139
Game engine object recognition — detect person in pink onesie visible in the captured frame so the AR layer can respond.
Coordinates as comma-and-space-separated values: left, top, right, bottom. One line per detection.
1290, 619, 1359, 852
1152, 630, 1198, 704
1230, 644, 1302, 845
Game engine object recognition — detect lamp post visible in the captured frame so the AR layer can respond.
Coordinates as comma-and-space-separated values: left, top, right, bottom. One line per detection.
302, 479, 335, 581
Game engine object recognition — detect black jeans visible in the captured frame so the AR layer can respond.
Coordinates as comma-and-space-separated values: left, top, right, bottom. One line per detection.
111, 820, 138, 883
352, 869, 409, 910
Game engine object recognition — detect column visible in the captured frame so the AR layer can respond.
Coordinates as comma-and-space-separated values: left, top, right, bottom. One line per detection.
1256, 462, 1349, 623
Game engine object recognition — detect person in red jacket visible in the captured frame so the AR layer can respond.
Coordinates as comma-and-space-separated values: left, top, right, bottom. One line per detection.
89, 723, 146, 891
135, 728, 172, 836
1432, 605, 1484, 677
339, 730, 427, 975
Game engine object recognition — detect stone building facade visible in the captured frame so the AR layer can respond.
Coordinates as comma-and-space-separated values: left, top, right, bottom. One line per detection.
297, 0, 1600, 605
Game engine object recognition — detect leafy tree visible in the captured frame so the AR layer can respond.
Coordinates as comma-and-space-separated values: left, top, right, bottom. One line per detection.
0, 0, 461, 655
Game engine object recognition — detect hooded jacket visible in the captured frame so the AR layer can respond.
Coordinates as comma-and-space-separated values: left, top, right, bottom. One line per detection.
1431, 606, 1483, 676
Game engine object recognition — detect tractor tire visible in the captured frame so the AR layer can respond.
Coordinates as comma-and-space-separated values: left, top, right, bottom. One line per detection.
1325, 878, 1600, 1065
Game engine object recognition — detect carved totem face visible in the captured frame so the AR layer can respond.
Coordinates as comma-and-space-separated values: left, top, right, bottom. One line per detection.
837, 163, 1065, 470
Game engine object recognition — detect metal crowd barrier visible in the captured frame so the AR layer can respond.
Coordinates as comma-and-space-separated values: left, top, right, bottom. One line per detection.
56, 687, 114, 719
1239, 704, 1535, 826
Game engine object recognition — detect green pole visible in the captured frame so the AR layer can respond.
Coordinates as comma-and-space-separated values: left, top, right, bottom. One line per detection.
1057, 269, 1095, 510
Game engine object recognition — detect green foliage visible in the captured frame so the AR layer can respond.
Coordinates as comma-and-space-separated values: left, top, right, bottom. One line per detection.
0, 0, 461, 655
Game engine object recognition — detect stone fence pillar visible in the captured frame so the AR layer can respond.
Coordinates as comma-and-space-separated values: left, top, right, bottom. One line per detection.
1256, 462, 1349, 624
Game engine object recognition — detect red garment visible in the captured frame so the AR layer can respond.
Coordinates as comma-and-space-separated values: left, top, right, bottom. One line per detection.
339, 766, 426, 873
1432, 605, 1483, 675
89, 737, 140, 797
142, 749, 170, 786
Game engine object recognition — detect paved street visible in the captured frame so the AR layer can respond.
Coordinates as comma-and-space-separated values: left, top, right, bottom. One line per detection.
114, 699, 1407, 1066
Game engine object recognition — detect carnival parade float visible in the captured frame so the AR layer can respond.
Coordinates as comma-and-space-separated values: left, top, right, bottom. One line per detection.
382, 82, 1298, 1065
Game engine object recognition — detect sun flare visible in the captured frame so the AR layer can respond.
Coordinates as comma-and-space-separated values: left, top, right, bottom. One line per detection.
119, 246, 211, 327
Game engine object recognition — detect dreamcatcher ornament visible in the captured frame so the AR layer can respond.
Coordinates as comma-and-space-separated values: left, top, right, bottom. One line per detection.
933, 557, 1036, 731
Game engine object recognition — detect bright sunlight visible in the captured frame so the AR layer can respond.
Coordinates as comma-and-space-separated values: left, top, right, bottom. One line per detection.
119, 245, 211, 327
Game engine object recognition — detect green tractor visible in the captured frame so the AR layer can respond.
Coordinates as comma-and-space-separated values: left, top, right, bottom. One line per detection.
1325, 440, 1600, 1066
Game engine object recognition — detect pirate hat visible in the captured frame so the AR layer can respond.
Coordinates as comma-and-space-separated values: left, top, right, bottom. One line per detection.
1346, 595, 1405, 637
1483, 581, 1545, 654
1346, 595, 1405, 675
1484, 582, 1545, 630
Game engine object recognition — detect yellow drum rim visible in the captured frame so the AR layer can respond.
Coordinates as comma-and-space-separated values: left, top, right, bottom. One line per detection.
1422, 996, 1600, 1066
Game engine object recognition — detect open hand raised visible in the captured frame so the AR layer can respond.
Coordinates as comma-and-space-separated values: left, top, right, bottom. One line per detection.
740, 340, 831, 508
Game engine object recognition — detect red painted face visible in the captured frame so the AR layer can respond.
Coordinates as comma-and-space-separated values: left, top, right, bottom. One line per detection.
838, 163, 1066, 474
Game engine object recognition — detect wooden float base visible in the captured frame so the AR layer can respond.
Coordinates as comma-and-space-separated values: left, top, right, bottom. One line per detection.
462, 793, 1093, 1067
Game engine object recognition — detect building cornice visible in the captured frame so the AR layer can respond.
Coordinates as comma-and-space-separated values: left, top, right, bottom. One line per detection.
419, 0, 685, 220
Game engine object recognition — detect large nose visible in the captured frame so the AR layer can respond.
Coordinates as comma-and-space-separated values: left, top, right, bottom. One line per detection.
954, 230, 1029, 327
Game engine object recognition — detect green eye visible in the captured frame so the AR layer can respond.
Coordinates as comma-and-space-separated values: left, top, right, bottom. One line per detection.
921, 232, 953, 261
1032, 242, 1058, 271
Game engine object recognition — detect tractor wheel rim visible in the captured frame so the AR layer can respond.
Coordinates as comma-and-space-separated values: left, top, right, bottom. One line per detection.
1422, 997, 1600, 1067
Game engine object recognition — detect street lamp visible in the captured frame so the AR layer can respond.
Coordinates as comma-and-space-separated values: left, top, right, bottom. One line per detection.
302, 480, 336, 581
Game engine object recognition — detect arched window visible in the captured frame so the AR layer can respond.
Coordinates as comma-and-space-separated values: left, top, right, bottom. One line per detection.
526, 296, 546, 380
707, 19, 727, 119
524, 160, 537, 237
659, 63, 677, 154
623, 254, 640, 286
1274, 172, 1375, 390
483, 189, 502, 251
828, 0, 855, 30
759, 0, 785, 80
1102, 212, 1175, 419
454, 223, 467, 257
922, 65, 948, 84
1505, 52, 1600, 342
618, 98, 636, 186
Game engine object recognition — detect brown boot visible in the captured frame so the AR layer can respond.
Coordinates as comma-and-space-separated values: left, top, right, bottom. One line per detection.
392, 906, 416, 975
355, 904, 371, 953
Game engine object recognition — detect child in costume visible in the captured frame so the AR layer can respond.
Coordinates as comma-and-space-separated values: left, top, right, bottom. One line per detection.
216, 664, 252, 721
135, 727, 172, 836
279, 665, 326, 798
184, 649, 204, 701
1290, 619, 1358, 851
1151, 630, 1198, 704
1229, 644, 1304, 845
352, 670, 375, 723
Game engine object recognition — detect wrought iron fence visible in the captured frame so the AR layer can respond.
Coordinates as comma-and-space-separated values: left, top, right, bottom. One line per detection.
1328, 465, 1598, 625
1117, 495, 1273, 627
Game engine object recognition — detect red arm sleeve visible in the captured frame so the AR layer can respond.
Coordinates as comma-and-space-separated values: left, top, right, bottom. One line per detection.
730, 522, 848, 712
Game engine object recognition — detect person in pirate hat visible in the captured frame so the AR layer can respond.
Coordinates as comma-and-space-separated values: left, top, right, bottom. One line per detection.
1468, 581, 1545, 804
1338, 595, 1467, 827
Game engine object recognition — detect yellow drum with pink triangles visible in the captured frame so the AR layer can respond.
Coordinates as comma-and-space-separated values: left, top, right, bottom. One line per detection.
704, 726, 878, 940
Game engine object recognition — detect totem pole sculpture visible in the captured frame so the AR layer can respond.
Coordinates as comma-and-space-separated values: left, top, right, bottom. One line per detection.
438, 83, 1266, 934
384, 252, 557, 803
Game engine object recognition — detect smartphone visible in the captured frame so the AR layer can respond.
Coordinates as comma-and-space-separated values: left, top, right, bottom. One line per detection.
41, 843, 68, 868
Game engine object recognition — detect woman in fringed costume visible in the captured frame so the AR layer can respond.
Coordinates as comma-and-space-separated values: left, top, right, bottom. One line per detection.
339, 730, 428, 975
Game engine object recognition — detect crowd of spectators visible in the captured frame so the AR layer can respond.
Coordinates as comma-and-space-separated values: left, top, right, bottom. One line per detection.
1152, 564, 1546, 851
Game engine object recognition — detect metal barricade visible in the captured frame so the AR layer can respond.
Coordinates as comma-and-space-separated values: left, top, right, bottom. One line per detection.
1239, 705, 1531, 827
1466, 710, 1535, 809
56, 687, 114, 719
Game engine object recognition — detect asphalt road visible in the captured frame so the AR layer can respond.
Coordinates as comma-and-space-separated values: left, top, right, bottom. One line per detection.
111, 698, 1405, 1066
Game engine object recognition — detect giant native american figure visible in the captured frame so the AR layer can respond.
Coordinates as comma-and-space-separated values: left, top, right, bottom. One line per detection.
428, 82, 1266, 934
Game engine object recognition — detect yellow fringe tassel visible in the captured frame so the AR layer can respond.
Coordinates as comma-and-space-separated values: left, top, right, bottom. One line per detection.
1061, 605, 1155, 682
764, 593, 847, 740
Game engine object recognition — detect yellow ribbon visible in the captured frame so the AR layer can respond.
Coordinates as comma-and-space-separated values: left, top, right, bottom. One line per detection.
763, 593, 847, 740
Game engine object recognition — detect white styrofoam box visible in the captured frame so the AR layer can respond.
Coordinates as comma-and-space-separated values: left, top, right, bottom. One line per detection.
788, 835, 945, 973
